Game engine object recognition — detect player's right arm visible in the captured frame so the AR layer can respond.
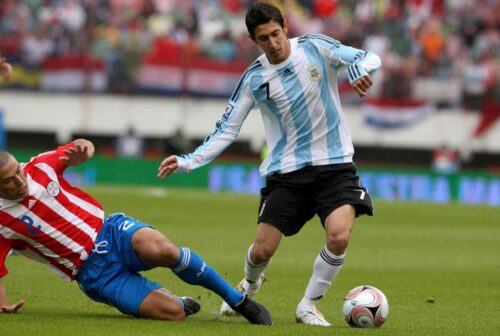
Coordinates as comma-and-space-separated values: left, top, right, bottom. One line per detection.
157, 155, 179, 179
158, 74, 256, 178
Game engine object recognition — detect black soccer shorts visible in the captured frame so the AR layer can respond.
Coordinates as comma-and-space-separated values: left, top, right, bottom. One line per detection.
257, 163, 373, 236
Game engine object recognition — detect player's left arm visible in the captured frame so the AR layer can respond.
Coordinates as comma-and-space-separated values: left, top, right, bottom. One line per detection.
338, 46, 381, 97
313, 34, 381, 97
347, 50, 381, 97
58, 139, 95, 166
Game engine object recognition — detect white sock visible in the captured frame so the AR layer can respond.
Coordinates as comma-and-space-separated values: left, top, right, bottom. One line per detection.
243, 244, 270, 290
301, 246, 345, 307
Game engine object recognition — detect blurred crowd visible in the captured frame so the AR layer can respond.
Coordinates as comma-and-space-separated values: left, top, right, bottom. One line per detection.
0, 0, 499, 106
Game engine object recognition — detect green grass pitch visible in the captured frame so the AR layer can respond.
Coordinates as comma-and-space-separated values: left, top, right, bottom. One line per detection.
1, 186, 499, 335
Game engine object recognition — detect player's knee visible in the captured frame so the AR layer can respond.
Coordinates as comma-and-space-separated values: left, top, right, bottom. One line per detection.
251, 244, 274, 264
133, 228, 179, 267
326, 234, 350, 255
141, 239, 179, 267
156, 239, 179, 266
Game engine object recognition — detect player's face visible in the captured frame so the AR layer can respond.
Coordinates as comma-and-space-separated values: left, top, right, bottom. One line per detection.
251, 20, 290, 65
0, 155, 28, 200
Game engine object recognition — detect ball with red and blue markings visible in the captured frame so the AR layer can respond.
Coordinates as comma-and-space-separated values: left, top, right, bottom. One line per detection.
342, 285, 389, 328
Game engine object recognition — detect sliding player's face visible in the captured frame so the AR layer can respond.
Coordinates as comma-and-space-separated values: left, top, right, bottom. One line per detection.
251, 20, 290, 65
0, 154, 28, 200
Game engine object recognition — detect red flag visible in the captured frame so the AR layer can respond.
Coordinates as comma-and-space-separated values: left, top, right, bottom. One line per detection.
473, 98, 500, 138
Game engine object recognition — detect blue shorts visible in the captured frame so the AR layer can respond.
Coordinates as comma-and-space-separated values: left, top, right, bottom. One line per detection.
76, 213, 162, 317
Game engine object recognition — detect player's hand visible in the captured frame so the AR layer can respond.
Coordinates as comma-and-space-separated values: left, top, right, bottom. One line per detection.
352, 75, 373, 97
157, 155, 179, 179
0, 56, 13, 81
0, 299, 24, 313
59, 142, 91, 166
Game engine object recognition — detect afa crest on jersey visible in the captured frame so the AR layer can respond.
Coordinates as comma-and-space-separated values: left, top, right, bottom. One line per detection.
307, 64, 322, 82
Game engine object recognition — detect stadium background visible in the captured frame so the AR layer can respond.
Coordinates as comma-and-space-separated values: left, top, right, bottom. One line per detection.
1, 1, 500, 335
1, 0, 499, 206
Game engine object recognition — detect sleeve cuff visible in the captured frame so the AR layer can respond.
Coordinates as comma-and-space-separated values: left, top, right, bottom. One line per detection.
175, 156, 191, 173
347, 62, 369, 85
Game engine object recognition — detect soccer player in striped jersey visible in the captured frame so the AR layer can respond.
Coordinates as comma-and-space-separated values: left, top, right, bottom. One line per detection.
157, 2, 381, 327
0, 139, 271, 325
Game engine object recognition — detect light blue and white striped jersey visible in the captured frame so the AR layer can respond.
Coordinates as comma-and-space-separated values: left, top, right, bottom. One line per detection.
176, 34, 381, 177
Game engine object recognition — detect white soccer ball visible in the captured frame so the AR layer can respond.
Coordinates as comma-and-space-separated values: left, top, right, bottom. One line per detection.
342, 285, 389, 328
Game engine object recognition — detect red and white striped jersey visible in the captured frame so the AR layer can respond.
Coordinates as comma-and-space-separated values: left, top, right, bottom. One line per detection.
0, 143, 104, 281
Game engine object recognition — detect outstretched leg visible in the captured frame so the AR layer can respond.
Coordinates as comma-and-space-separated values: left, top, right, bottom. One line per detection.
132, 227, 272, 324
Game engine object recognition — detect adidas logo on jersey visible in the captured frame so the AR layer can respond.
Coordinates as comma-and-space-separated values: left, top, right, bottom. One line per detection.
281, 68, 294, 78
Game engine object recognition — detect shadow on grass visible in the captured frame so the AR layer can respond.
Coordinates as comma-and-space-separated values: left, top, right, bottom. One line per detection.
2, 307, 281, 326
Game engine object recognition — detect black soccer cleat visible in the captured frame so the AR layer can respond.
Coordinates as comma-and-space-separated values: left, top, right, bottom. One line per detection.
232, 295, 272, 325
180, 296, 201, 317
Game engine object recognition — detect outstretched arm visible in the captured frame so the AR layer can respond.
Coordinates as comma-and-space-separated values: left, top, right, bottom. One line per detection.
157, 155, 178, 179
58, 139, 95, 166
0, 55, 13, 81
157, 86, 255, 178
0, 281, 24, 313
